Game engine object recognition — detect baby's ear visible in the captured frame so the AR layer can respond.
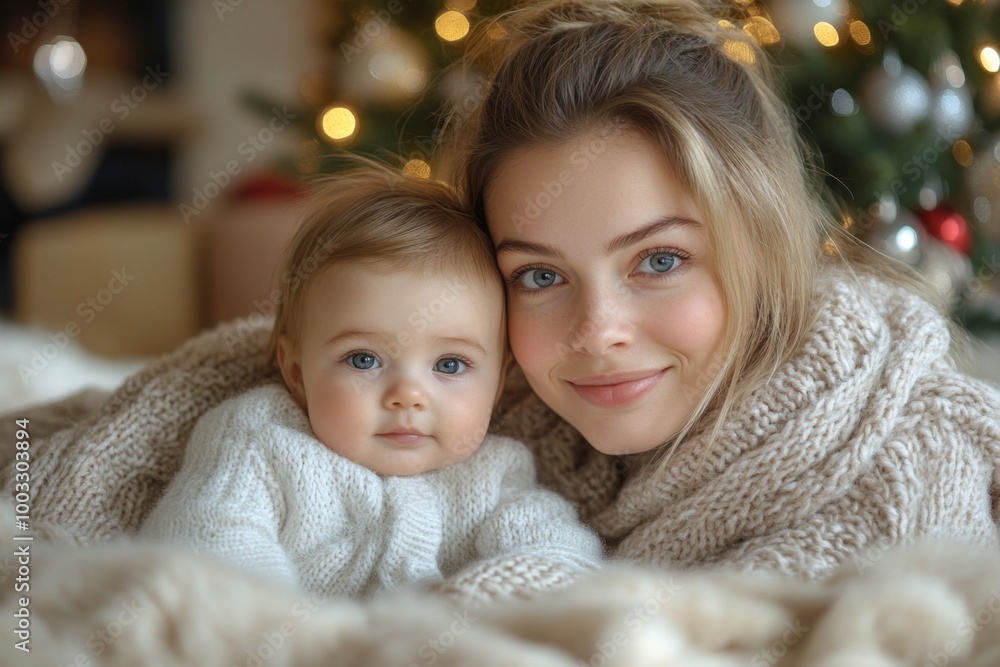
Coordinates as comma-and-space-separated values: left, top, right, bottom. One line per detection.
276, 335, 307, 410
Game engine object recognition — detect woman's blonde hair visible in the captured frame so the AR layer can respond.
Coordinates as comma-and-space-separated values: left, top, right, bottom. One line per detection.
441, 0, 943, 462
267, 161, 504, 365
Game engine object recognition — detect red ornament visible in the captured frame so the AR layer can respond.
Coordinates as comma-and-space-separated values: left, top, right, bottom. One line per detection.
917, 204, 973, 255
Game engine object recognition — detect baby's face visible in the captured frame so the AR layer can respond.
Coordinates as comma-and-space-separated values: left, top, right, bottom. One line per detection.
279, 262, 505, 476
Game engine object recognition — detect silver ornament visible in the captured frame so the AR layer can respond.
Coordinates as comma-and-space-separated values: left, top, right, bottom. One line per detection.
860, 50, 931, 137
966, 138, 1000, 243
929, 50, 975, 140
918, 236, 973, 309
865, 204, 924, 266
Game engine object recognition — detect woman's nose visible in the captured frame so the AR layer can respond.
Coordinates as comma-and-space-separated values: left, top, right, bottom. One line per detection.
569, 286, 634, 357
382, 372, 429, 410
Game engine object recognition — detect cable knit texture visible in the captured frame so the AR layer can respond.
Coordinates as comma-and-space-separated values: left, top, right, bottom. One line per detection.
2, 271, 999, 600
137, 384, 602, 598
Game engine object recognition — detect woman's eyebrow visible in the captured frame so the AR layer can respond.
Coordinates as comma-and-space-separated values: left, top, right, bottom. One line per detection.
604, 216, 701, 254
494, 239, 566, 259
494, 215, 700, 258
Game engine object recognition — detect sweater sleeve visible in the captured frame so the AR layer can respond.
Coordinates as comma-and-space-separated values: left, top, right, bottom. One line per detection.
137, 399, 296, 588
433, 437, 603, 606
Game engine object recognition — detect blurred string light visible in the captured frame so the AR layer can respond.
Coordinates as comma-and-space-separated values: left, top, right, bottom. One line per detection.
980, 46, 1000, 73
743, 16, 780, 46
318, 105, 358, 144
403, 159, 431, 179
435, 11, 470, 42
33, 36, 87, 103
814, 21, 839, 48
723, 38, 756, 64
445, 0, 476, 10
830, 88, 857, 115
953, 140, 974, 167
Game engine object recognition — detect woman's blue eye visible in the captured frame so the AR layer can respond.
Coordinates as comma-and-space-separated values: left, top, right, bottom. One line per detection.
347, 353, 380, 370
638, 252, 681, 274
434, 357, 466, 374
518, 268, 564, 290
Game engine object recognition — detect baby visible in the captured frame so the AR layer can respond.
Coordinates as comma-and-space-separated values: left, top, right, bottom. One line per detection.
139, 165, 602, 599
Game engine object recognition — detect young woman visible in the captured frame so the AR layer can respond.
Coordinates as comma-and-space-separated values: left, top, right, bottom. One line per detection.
441, 0, 1000, 580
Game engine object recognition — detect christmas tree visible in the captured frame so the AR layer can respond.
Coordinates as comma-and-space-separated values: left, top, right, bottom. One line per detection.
260, 0, 1000, 334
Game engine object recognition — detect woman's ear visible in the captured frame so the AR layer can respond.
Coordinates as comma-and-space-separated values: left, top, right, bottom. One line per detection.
276, 335, 307, 411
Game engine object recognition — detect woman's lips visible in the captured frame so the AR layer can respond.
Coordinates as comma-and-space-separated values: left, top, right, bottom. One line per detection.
567, 369, 667, 408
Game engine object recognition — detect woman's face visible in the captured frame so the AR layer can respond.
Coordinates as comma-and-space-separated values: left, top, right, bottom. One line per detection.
485, 131, 728, 455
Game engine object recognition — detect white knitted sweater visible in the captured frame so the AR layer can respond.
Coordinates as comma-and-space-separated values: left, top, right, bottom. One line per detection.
139, 384, 602, 599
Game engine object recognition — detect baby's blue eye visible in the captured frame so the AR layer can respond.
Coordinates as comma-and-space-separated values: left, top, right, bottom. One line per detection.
347, 353, 380, 370
638, 252, 681, 274
434, 358, 466, 374
519, 268, 564, 290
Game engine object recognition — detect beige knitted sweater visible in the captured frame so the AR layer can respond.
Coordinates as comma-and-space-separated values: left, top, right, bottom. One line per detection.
492, 274, 1000, 579
3, 272, 999, 595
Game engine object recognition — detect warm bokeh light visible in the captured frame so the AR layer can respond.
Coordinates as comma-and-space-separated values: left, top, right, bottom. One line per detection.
723, 39, 756, 64
814, 22, 840, 48
445, 0, 476, 10
848, 21, 871, 46
743, 16, 780, 46
435, 11, 470, 42
823, 239, 839, 256
318, 106, 358, 143
403, 159, 432, 179
718, 19, 736, 30
945, 0, 964, 6
952, 140, 974, 167
980, 46, 1000, 73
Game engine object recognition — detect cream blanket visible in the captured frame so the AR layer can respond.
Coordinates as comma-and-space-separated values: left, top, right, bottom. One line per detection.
4, 494, 1000, 666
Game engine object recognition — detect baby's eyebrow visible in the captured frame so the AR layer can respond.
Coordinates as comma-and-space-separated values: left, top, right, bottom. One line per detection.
436, 337, 488, 357
324, 331, 384, 346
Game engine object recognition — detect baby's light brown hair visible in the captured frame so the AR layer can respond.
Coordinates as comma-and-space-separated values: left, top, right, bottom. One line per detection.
267, 163, 506, 367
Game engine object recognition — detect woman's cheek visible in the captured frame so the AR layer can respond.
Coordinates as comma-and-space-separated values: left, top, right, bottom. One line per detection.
508, 309, 555, 376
